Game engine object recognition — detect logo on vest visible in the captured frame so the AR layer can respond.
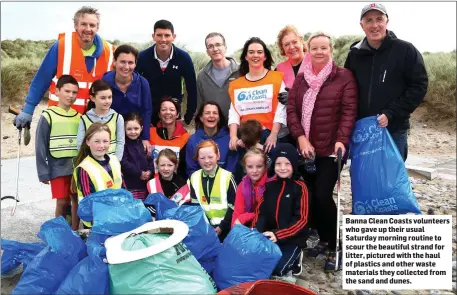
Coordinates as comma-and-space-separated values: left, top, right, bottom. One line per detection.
173, 65, 179, 69
233, 84, 274, 115
106, 180, 113, 188
237, 89, 268, 102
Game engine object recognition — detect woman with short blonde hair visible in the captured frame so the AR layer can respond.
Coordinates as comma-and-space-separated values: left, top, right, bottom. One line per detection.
287, 31, 358, 271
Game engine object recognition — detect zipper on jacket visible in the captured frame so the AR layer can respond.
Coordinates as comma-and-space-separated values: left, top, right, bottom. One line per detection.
367, 54, 376, 111
275, 181, 286, 228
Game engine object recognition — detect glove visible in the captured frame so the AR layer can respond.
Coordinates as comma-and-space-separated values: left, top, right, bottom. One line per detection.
278, 87, 290, 105
13, 111, 33, 129
183, 112, 193, 125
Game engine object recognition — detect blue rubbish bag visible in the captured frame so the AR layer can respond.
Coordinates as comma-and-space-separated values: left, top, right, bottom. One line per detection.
56, 233, 111, 295
143, 192, 177, 220
349, 116, 421, 215
12, 217, 87, 295
78, 189, 152, 235
212, 225, 282, 290
163, 206, 221, 274
1, 240, 46, 277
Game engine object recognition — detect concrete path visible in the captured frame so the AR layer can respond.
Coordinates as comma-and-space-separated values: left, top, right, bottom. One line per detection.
345, 155, 456, 181
1, 156, 51, 209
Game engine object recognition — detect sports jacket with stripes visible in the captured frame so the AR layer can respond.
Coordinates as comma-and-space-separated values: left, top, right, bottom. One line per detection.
252, 175, 309, 247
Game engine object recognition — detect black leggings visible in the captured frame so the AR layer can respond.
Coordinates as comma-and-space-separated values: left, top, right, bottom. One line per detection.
301, 157, 340, 250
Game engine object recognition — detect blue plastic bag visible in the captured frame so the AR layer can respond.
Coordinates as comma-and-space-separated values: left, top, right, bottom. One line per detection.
143, 192, 177, 220
163, 205, 221, 274
1, 240, 46, 277
78, 189, 152, 235
12, 217, 87, 295
56, 233, 111, 295
212, 225, 282, 290
349, 116, 421, 215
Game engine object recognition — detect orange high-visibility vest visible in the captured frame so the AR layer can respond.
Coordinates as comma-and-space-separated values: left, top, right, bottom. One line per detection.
228, 71, 284, 130
48, 32, 115, 114
149, 127, 190, 174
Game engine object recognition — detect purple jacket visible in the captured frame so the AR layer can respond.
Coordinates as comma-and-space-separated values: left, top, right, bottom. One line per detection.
121, 137, 155, 190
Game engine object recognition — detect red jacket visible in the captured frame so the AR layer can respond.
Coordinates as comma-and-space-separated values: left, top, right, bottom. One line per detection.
287, 62, 358, 156
231, 173, 268, 228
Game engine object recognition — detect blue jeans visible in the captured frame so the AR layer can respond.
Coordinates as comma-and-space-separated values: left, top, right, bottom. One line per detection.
390, 129, 408, 162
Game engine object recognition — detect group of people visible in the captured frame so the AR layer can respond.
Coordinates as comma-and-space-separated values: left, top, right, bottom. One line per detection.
13, 2, 428, 279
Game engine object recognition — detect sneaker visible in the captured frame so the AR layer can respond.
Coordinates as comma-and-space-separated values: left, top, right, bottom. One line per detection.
307, 241, 328, 258
324, 251, 342, 272
306, 229, 320, 249
292, 250, 304, 276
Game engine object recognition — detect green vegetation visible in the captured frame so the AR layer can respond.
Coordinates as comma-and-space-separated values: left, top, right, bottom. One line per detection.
2, 37, 455, 119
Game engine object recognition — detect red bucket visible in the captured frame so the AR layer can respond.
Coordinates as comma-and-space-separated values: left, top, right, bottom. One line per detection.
217, 280, 317, 295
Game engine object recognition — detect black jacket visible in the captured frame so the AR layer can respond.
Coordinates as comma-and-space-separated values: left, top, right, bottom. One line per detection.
344, 31, 428, 133
136, 44, 197, 123
252, 175, 309, 247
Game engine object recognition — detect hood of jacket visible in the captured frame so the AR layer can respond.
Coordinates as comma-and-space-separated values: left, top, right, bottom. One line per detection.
102, 70, 142, 92
85, 108, 117, 120
350, 30, 398, 53
202, 56, 239, 75
193, 126, 229, 141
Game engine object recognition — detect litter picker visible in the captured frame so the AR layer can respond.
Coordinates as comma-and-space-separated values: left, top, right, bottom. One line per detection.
1, 105, 31, 216
335, 147, 343, 270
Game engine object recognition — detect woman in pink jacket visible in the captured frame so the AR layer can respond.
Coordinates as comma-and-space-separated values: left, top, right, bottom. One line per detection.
275, 25, 309, 144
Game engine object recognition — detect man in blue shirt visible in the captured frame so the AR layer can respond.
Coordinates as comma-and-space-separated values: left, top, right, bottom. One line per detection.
136, 20, 197, 126
13, 6, 113, 129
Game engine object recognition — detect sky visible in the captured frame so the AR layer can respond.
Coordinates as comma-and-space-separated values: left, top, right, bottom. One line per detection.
1, 2, 456, 54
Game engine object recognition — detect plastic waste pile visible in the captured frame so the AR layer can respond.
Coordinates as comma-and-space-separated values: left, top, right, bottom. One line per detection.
2, 189, 289, 294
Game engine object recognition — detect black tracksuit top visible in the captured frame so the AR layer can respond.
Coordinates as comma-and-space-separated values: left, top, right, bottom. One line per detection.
252, 175, 309, 247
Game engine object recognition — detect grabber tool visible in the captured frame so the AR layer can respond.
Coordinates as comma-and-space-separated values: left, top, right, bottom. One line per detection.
1, 105, 30, 215
334, 147, 343, 270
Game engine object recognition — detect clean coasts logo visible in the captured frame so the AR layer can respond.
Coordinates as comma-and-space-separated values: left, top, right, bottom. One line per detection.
234, 84, 273, 116
353, 197, 399, 214
237, 89, 268, 101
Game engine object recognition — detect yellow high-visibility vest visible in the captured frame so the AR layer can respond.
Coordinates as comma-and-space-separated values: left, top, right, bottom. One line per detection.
42, 106, 80, 158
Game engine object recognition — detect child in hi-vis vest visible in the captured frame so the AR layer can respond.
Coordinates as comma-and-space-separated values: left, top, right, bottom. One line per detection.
71, 122, 124, 228
121, 112, 155, 200
76, 79, 125, 160
35, 74, 80, 230
188, 139, 237, 242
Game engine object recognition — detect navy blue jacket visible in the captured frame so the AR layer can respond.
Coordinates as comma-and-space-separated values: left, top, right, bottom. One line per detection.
103, 71, 153, 140
121, 137, 155, 191
185, 127, 238, 177
136, 44, 197, 122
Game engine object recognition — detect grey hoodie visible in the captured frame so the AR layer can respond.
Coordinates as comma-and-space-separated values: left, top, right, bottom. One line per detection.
196, 57, 240, 119
76, 108, 125, 160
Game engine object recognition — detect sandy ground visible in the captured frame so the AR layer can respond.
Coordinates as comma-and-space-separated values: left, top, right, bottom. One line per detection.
1, 103, 455, 160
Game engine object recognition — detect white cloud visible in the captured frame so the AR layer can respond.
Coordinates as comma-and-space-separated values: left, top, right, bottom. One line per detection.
1, 2, 456, 54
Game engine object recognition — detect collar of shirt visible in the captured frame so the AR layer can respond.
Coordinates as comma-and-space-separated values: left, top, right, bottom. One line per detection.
154, 45, 174, 71
202, 166, 219, 178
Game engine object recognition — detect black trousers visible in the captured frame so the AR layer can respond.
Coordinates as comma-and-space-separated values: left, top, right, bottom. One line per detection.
300, 157, 340, 250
